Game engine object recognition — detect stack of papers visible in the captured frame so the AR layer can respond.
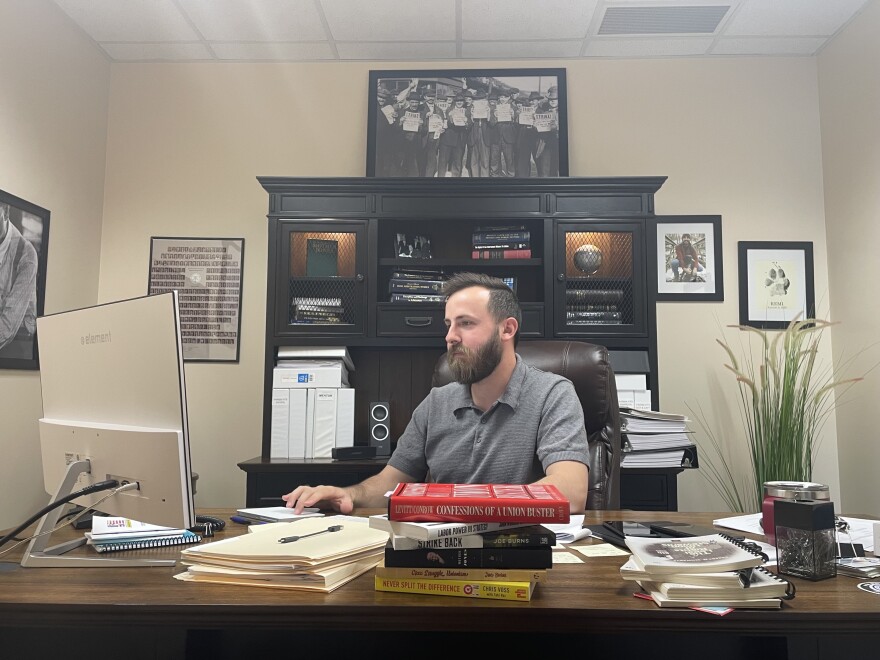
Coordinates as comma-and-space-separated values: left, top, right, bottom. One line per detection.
174, 515, 388, 592
85, 516, 200, 553
620, 409, 697, 469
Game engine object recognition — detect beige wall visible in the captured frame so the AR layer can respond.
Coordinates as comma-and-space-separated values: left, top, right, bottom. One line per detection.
6, 3, 875, 523
99, 57, 837, 511
819, 0, 880, 516
0, 0, 110, 529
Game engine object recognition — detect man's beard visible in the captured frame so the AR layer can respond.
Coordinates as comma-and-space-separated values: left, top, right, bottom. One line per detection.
446, 332, 503, 385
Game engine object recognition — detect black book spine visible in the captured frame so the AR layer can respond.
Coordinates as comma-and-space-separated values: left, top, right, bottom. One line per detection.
383, 545, 553, 568
471, 241, 531, 250
472, 231, 530, 243
565, 289, 624, 303
388, 279, 444, 294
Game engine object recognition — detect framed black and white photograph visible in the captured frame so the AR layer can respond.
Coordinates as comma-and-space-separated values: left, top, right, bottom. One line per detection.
148, 237, 245, 362
656, 216, 723, 302
367, 68, 568, 178
738, 241, 815, 329
0, 189, 50, 370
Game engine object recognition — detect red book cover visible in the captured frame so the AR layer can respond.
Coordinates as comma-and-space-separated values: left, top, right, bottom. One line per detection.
471, 249, 532, 259
388, 483, 570, 524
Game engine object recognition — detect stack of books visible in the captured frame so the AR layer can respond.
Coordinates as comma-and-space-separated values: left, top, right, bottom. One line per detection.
290, 296, 346, 325
388, 268, 446, 304
620, 408, 698, 469
270, 346, 355, 460
175, 516, 389, 593
471, 224, 532, 260
621, 533, 794, 610
85, 516, 201, 553
369, 483, 569, 602
564, 288, 624, 325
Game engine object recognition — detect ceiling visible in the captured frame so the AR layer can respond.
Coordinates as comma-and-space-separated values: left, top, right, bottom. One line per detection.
50, 0, 872, 63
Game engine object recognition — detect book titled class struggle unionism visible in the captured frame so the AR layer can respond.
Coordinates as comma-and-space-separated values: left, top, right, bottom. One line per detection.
387, 483, 570, 524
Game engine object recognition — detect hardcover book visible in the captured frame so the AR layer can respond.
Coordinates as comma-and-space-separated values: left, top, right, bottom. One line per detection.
374, 575, 535, 601
383, 543, 553, 569
624, 534, 765, 575
388, 483, 569, 524
306, 239, 339, 277
369, 513, 530, 541
472, 249, 532, 260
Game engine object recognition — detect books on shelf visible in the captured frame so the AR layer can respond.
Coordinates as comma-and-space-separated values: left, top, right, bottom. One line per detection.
369, 513, 530, 541
389, 293, 444, 304
565, 289, 623, 303
472, 249, 532, 259
387, 483, 570, 524
388, 279, 444, 294
624, 534, 766, 575
305, 238, 338, 277
374, 574, 536, 601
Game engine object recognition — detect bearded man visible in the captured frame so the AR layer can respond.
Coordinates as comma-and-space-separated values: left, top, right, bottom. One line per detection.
283, 273, 589, 514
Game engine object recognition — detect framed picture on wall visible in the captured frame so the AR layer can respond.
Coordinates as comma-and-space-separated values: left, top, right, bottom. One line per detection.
367, 68, 568, 178
0, 188, 50, 370
738, 241, 815, 329
148, 237, 245, 362
656, 216, 723, 302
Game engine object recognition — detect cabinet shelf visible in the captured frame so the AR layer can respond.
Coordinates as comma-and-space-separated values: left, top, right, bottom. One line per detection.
380, 258, 541, 267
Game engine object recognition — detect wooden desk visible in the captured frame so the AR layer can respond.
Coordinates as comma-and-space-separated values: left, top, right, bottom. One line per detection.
1, 510, 878, 660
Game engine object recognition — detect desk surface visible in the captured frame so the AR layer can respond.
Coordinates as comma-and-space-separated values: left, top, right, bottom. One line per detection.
1, 510, 879, 637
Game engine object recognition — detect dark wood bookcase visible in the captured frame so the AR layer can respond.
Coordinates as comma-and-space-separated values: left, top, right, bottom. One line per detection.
240, 177, 684, 510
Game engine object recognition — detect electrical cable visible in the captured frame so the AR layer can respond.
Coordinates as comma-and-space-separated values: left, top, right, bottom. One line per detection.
0, 481, 140, 559
0, 479, 123, 551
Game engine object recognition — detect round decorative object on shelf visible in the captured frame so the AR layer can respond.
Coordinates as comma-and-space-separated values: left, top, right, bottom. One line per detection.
573, 244, 603, 275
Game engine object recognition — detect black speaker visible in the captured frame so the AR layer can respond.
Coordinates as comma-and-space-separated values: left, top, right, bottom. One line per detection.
369, 401, 391, 457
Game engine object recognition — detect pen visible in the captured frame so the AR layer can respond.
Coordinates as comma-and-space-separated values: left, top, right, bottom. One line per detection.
230, 516, 264, 525
278, 524, 343, 544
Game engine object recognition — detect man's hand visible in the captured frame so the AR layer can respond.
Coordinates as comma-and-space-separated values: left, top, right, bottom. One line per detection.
282, 485, 353, 514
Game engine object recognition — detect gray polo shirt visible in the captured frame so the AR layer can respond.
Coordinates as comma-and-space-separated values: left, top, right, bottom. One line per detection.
388, 355, 589, 484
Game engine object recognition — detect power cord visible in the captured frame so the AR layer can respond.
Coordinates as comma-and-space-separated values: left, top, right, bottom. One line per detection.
0, 482, 139, 559
191, 515, 226, 537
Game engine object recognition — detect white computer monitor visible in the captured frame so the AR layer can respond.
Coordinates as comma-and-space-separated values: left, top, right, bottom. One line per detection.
22, 292, 194, 567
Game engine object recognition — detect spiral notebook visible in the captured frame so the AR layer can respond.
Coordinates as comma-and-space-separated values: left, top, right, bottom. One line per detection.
624, 533, 767, 575
89, 530, 201, 553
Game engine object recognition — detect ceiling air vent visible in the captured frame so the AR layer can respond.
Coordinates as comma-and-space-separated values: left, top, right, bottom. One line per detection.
599, 5, 730, 35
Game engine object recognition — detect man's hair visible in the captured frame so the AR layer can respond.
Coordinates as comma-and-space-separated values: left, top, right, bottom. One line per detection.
0, 202, 8, 221
442, 272, 522, 345
681, 233, 691, 240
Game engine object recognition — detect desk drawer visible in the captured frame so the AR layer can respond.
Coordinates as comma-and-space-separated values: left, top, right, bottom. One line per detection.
377, 303, 543, 337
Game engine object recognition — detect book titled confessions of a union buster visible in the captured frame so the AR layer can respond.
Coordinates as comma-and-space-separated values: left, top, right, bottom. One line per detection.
388, 483, 569, 524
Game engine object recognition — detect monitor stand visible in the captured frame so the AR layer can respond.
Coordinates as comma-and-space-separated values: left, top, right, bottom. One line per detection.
21, 460, 176, 568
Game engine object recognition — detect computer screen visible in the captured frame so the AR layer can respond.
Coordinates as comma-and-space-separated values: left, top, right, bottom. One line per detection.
36, 292, 194, 531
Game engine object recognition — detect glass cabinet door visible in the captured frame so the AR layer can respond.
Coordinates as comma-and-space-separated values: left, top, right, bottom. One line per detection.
554, 221, 646, 336
275, 221, 366, 336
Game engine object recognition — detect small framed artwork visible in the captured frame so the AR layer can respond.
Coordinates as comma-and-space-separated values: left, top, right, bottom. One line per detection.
0, 188, 50, 370
656, 216, 723, 302
394, 233, 433, 259
148, 237, 245, 362
367, 68, 567, 178
738, 241, 815, 329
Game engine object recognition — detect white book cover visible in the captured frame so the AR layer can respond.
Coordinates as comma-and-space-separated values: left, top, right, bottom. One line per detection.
305, 389, 317, 458
270, 389, 290, 459
335, 388, 355, 448
273, 364, 350, 389
617, 389, 636, 410
288, 388, 308, 460
312, 388, 337, 458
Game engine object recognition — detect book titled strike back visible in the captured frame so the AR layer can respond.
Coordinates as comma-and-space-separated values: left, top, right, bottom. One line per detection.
388, 483, 570, 524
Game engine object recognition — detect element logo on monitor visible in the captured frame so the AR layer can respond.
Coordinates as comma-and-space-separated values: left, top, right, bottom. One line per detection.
81, 331, 112, 345
297, 373, 311, 383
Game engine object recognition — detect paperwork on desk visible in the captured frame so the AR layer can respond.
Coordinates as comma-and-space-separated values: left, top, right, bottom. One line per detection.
545, 514, 591, 547
714, 512, 875, 553
174, 515, 387, 592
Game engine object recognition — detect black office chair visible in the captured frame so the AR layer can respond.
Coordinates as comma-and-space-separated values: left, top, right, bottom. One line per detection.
433, 340, 622, 510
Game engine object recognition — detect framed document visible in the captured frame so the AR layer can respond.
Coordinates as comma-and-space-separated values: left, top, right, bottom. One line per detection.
738, 241, 815, 329
148, 237, 245, 362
